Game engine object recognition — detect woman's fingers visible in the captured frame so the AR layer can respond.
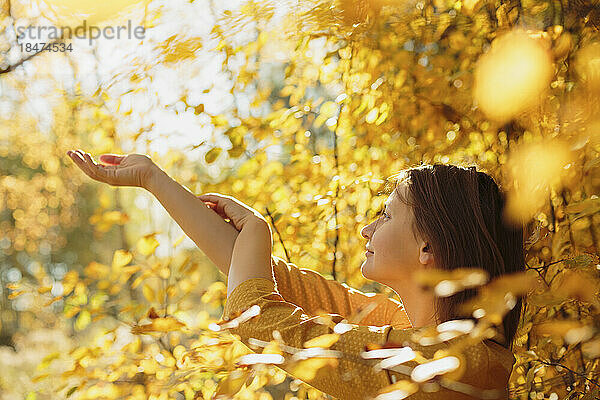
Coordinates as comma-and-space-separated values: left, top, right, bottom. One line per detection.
69, 150, 108, 183
198, 194, 237, 220
200, 198, 235, 227
198, 193, 229, 202
99, 154, 125, 165
79, 152, 103, 180
68, 149, 146, 187
198, 194, 228, 213
205, 201, 229, 219
69, 150, 94, 177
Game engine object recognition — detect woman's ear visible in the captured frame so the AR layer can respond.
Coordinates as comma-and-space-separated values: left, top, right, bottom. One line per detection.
419, 241, 434, 266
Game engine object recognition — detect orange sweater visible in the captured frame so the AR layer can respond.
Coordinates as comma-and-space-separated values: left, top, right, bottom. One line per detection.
221, 256, 515, 400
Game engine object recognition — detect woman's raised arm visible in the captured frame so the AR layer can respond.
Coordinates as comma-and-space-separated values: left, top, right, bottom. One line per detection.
145, 166, 240, 276
67, 149, 241, 276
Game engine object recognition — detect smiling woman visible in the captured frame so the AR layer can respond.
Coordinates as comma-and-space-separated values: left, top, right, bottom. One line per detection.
391, 165, 526, 352
359, 181, 438, 329
67, 150, 522, 399
213, 164, 525, 399
218, 164, 523, 399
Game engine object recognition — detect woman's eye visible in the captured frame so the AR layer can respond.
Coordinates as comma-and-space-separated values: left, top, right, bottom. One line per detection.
377, 208, 390, 220
372, 207, 389, 221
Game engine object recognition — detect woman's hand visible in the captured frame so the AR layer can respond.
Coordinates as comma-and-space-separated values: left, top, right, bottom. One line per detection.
198, 193, 269, 233
66, 149, 158, 189
202, 193, 273, 296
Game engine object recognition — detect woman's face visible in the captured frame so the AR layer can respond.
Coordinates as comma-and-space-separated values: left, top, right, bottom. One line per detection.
360, 183, 433, 284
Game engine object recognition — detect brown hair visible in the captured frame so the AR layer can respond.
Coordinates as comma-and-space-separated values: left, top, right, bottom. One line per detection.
384, 164, 525, 352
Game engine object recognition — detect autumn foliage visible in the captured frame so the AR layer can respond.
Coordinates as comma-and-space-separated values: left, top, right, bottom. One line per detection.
1, 0, 600, 399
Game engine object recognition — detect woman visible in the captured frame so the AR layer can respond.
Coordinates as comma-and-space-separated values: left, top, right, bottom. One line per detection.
67, 149, 521, 399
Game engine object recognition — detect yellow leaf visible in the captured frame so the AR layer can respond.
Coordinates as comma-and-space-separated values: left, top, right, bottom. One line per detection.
137, 233, 159, 256
152, 316, 186, 332
287, 357, 338, 382
109, 284, 121, 295
8, 290, 24, 299
375, 110, 388, 125
44, 296, 63, 307
84, 261, 110, 279
473, 29, 553, 123
365, 108, 379, 124
31, 374, 49, 383
201, 281, 226, 305
142, 284, 155, 303
319, 101, 338, 118
75, 310, 91, 331
64, 306, 81, 318
303, 333, 340, 349
462, 0, 482, 14
582, 338, 600, 358
98, 191, 111, 208
534, 320, 587, 336
131, 316, 186, 334
139, 358, 158, 374
552, 269, 600, 308
161, 35, 203, 64
228, 143, 246, 159
120, 265, 141, 283
112, 249, 133, 271
460, 271, 541, 325
262, 340, 283, 356
214, 369, 253, 398
565, 199, 600, 217
504, 139, 573, 223
413, 267, 489, 296
574, 42, 600, 91
172, 234, 185, 248
211, 114, 229, 127
37, 352, 60, 370
131, 274, 145, 289
564, 253, 599, 270
375, 379, 419, 398
166, 284, 177, 299
158, 266, 170, 280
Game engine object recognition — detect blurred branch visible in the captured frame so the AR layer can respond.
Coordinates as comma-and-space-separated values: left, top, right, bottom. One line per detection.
538, 359, 600, 390
0, 37, 64, 75
265, 206, 291, 263
413, 93, 477, 128
330, 107, 342, 282
561, 189, 577, 253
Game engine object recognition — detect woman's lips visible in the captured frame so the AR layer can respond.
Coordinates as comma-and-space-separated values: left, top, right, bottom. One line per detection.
365, 250, 374, 256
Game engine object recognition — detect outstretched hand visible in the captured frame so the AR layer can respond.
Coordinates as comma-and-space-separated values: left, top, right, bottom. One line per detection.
66, 149, 157, 188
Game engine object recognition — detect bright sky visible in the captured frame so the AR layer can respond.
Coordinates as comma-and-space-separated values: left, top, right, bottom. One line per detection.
5, 0, 292, 257
10, 0, 248, 157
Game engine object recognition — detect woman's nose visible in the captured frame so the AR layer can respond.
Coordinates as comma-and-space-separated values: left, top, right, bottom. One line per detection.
360, 221, 374, 239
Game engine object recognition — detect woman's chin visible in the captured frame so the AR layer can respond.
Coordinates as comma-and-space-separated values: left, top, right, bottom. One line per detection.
360, 259, 372, 279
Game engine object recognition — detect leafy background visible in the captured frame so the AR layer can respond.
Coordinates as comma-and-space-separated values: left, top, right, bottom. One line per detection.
0, 0, 599, 399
